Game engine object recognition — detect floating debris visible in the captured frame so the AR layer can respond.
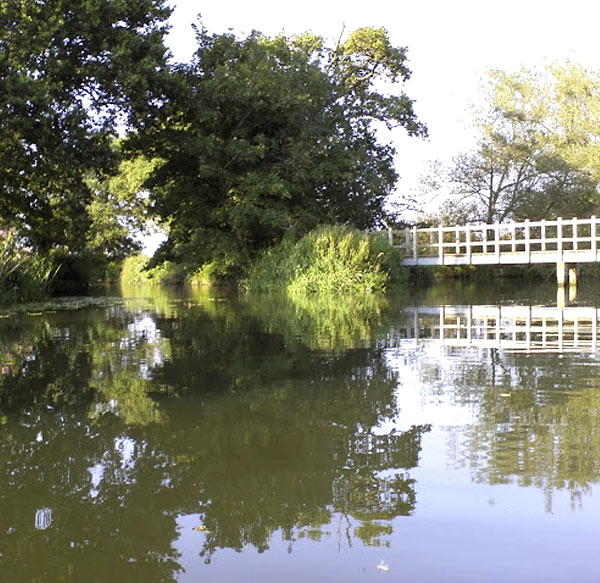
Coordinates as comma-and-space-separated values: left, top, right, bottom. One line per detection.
377, 560, 389, 572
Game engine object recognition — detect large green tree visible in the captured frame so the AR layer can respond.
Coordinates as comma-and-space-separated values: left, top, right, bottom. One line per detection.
441, 63, 600, 224
0, 0, 172, 253
135, 25, 426, 276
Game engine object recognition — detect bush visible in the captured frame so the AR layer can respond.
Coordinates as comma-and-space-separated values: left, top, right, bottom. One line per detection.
120, 255, 186, 286
189, 262, 222, 286
244, 226, 406, 294
120, 255, 153, 286
147, 260, 186, 284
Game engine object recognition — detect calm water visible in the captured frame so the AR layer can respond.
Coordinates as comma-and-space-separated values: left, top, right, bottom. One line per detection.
1, 282, 600, 582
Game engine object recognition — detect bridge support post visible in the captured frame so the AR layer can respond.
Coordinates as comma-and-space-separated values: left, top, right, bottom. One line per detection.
556, 262, 568, 286
556, 262, 579, 287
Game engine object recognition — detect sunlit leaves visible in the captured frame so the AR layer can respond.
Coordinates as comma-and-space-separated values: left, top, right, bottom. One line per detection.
446, 62, 600, 223
0, 0, 172, 252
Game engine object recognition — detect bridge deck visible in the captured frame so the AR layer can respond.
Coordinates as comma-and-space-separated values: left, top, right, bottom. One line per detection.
402, 249, 600, 266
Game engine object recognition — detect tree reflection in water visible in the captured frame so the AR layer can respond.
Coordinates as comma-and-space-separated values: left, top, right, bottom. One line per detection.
392, 298, 600, 513
0, 289, 428, 581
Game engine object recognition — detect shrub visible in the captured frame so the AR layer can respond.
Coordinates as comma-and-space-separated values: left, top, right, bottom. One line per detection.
189, 262, 222, 286
120, 255, 187, 286
146, 260, 186, 284
244, 226, 406, 294
120, 255, 153, 286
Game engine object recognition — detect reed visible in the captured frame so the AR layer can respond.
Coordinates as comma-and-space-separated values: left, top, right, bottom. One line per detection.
0, 229, 59, 305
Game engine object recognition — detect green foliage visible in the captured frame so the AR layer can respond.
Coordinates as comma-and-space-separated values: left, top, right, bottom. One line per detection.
120, 255, 153, 286
247, 292, 389, 351
136, 25, 426, 277
442, 62, 600, 223
84, 152, 160, 261
147, 260, 186, 284
0, 0, 172, 253
244, 226, 406, 294
0, 229, 59, 304
189, 262, 223, 286
120, 254, 186, 286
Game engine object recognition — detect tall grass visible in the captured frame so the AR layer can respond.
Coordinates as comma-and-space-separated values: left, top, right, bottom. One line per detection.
0, 229, 59, 305
244, 226, 406, 294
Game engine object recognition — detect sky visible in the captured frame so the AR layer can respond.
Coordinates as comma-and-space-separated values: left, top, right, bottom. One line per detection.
164, 0, 600, 205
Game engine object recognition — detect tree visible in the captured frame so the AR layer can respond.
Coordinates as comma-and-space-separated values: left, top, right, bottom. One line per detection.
0, 0, 172, 253
84, 152, 159, 261
135, 25, 426, 277
443, 63, 600, 224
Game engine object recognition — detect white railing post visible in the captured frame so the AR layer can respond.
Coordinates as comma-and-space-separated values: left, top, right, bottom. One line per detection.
592, 216, 597, 258
524, 219, 531, 261
541, 219, 546, 251
467, 305, 472, 345
438, 225, 444, 264
466, 226, 472, 263
496, 306, 501, 349
404, 227, 410, 256
494, 221, 500, 262
412, 226, 418, 263
557, 217, 563, 261
439, 305, 445, 342
573, 217, 578, 251
455, 226, 460, 254
388, 226, 394, 246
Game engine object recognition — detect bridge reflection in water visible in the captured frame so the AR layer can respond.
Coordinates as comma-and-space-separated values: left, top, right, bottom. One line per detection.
397, 304, 600, 353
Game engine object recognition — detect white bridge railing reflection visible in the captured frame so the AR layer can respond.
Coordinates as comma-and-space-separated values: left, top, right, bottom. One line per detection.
396, 305, 600, 353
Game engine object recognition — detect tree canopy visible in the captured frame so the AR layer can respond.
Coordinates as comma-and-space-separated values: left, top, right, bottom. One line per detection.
0, 0, 172, 253
133, 25, 426, 276
1, 6, 426, 283
431, 63, 600, 225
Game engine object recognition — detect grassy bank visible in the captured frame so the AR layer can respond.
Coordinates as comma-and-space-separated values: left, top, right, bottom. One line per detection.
119, 226, 407, 294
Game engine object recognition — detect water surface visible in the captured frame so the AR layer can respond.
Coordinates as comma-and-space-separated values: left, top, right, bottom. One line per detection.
1, 282, 600, 582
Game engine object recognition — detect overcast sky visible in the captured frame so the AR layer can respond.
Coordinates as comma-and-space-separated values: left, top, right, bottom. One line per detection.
165, 0, 600, 200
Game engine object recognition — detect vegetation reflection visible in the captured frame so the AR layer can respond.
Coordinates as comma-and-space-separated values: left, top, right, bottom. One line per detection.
0, 288, 427, 581
398, 299, 600, 512
454, 354, 600, 512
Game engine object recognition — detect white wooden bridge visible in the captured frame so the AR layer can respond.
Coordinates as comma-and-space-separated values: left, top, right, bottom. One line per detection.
390, 216, 600, 285
394, 304, 600, 354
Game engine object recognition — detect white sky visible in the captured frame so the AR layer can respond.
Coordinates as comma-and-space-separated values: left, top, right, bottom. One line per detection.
165, 0, 600, 204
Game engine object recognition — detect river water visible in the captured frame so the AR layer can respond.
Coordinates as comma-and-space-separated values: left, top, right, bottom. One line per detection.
1, 281, 600, 582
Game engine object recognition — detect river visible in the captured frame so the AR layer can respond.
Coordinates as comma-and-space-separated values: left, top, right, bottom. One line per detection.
1, 281, 599, 582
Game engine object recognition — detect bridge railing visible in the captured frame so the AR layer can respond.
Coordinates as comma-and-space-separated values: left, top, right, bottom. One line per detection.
388, 305, 600, 353
391, 216, 600, 265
